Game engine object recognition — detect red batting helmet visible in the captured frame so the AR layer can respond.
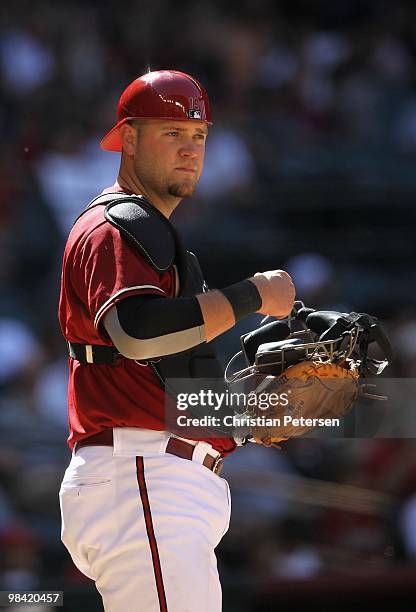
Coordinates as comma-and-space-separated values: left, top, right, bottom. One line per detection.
100, 70, 212, 152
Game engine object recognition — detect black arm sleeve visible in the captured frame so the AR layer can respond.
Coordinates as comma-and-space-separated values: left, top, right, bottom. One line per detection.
116, 294, 204, 339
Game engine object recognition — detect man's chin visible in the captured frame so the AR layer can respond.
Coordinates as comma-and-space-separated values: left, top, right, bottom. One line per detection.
168, 181, 197, 198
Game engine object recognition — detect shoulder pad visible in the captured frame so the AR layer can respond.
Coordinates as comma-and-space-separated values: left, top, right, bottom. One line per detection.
104, 196, 175, 272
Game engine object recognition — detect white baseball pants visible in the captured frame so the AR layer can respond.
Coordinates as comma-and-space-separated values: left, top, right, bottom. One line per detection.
59, 429, 231, 612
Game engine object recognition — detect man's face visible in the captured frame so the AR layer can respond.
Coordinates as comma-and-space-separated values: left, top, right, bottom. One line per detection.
132, 119, 208, 199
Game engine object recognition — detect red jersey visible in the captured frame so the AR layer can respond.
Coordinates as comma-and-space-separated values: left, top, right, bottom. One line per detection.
58, 188, 236, 456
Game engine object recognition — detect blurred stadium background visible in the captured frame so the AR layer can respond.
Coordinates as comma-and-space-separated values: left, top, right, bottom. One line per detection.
1, 0, 416, 610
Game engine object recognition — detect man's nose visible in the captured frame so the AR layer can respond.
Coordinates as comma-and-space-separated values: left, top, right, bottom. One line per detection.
179, 140, 198, 157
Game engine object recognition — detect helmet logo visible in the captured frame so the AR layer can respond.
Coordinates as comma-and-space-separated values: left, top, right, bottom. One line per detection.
188, 97, 203, 120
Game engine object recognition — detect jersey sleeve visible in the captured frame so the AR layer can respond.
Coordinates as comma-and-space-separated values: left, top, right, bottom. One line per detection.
73, 222, 170, 335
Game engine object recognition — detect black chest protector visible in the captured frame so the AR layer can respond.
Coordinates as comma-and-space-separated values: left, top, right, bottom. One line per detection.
75, 193, 224, 390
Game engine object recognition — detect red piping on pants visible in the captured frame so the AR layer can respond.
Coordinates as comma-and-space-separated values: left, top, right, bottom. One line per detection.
136, 456, 168, 612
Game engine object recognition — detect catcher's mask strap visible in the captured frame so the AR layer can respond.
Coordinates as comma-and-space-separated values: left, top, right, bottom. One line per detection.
367, 319, 393, 362
319, 313, 359, 342
352, 313, 393, 363
319, 312, 393, 363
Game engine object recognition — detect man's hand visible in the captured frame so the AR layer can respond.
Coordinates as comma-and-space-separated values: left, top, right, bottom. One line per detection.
250, 270, 295, 319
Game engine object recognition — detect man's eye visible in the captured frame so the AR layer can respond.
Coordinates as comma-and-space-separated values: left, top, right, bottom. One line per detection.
194, 134, 206, 141
167, 131, 179, 136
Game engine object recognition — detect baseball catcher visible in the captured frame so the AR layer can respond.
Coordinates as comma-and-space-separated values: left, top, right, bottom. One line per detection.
225, 302, 392, 446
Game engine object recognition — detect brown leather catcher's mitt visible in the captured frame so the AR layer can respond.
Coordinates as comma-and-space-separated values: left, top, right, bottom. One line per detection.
226, 305, 392, 447
247, 360, 359, 445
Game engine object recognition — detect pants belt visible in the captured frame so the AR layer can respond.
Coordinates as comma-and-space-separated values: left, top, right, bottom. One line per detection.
75, 430, 224, 475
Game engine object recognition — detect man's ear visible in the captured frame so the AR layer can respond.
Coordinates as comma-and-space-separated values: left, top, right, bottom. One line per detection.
119, 124, 136, 156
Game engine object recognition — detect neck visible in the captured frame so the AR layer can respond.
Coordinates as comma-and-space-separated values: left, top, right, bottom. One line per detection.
117, 163, 181, 219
